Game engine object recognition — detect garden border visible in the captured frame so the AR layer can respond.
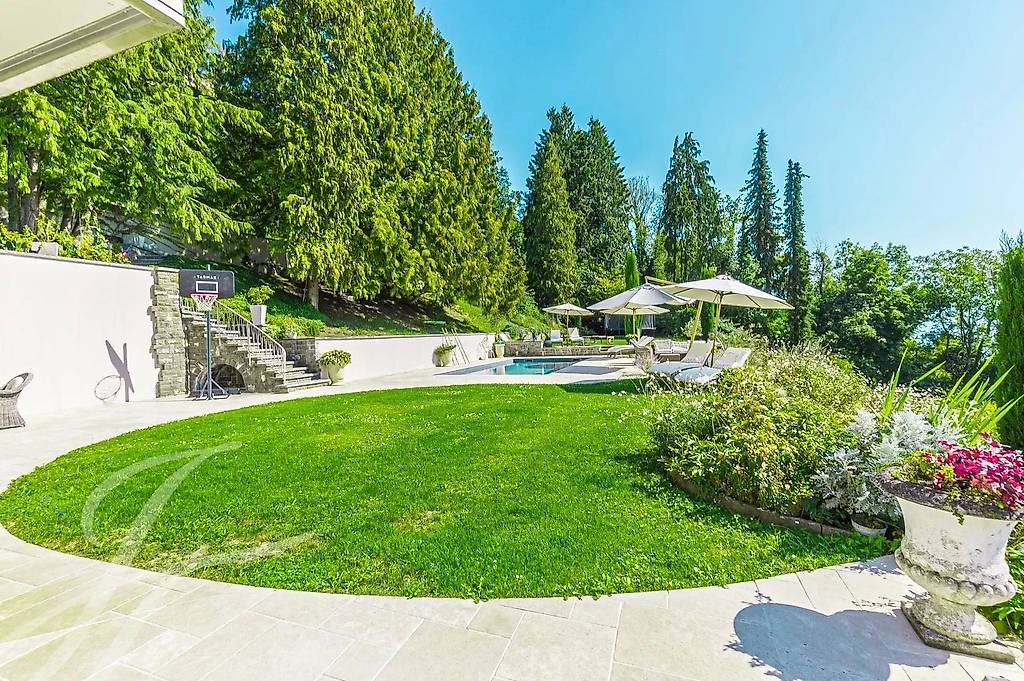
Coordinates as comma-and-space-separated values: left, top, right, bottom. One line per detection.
667, 470, 853, 537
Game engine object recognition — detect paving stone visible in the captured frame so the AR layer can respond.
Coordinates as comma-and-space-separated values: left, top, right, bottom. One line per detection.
795, 567, 858, 614
570, 597, 621, 628
322, 600, 423, 648
468, 603, 524, 638
665, 581, 760, 624
615, 602, 775, 680
152, 611, 278, 681
496, 611, 615, 681
609, 590, 669, 609
0, 575, 151, 640
362, 595, 481, 628
87, 664, 164, 681
114, 584, 188, 617
0, 614, 162, 681
204, 620, 353, 681
610, 662, 698, 681
118, 629, 201, 674
375, 620, 508, 681
492, 596, 574, 618
142, 582, 267, 637
324, 641, 397, 681
252, 589, 349, 628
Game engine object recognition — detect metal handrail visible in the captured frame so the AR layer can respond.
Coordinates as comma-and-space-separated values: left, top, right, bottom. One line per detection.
180, 297, 287, 369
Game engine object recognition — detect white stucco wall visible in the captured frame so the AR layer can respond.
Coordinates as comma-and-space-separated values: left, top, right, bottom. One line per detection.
315, 333, 495, 383
0, 251, 159, 418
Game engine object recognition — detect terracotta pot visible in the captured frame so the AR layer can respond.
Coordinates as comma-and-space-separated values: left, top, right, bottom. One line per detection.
876, 472, 1022, 648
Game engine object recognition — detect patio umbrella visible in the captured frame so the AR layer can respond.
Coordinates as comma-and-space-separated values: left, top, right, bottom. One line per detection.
599, 304, 671, 340
589, 283, 690, 340
542, 302, 593, 332
658, 274, 793, 355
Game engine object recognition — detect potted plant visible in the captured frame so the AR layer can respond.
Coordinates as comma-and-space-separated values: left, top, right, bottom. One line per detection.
318, 349, 351, 384
246, 285, 273, 326
494, 338, 505, 358
435, 343, 456, 367
876, 437, 1024, 658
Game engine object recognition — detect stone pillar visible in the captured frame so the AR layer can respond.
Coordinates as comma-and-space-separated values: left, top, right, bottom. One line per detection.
150, 268, 187, 397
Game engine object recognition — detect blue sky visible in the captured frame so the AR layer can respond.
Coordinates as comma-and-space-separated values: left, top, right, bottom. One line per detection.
206, 1, 1024, 255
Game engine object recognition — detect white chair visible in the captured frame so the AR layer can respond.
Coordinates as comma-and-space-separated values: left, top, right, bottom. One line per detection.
549, 329, 563, 344
568, 328, 582, 343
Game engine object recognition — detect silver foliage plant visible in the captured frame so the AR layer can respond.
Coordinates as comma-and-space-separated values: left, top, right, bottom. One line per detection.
812, 409, 959, 523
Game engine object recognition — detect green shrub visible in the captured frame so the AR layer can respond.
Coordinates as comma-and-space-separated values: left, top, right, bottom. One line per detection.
246, 284, 274, 306
1, 223, 128, 264
220, 296, 252, 317
996, 232, 1024, 448
266, 314, 326, 338
318, 349, 351, 367
651, 343, 869, 515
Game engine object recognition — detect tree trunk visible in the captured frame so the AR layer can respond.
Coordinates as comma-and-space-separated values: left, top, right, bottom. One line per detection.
5, 135, 18, 231
308, 275, 320, 310
19, 148, 41, 231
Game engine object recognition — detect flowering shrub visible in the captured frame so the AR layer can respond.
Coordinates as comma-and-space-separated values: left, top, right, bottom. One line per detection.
895, 436, 1024, 510
318, 349, 351, 367
652, 343, 868, 515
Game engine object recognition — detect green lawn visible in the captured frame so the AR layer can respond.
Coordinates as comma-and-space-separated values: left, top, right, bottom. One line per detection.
0, 384, 882, 598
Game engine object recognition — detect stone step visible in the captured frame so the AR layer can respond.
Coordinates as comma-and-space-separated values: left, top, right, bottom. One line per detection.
273, 377, 331, 393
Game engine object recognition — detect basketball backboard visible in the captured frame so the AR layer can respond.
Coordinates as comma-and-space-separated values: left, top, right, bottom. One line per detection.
178, 269, 235, 300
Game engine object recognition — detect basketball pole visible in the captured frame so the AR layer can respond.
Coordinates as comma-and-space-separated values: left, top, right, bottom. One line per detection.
206, 265, 213, 400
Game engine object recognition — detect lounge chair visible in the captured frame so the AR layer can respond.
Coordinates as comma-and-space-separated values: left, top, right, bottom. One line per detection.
567, 327, 583, 344
604, 334, 653, 355
652, 339, 689, 361
549, 329, 563, 345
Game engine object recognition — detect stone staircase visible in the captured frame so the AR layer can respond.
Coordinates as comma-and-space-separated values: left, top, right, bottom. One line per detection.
179, 302, 329, 394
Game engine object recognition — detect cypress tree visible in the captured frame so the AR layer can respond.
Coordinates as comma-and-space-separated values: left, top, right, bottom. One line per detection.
658, 132, 724, 282
996, 231, 1024, 447
522, 141, 579, 306
741, 129, 782, 290
783, 160, 812, 344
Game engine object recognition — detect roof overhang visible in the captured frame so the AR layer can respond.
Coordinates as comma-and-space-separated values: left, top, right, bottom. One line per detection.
0, 0, 185, 97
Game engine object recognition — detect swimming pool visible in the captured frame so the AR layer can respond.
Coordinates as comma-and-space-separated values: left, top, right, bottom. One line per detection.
452, 357, 584, 376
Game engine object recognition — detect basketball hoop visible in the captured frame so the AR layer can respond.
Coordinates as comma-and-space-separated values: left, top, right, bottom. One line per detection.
190, 293, 218, 312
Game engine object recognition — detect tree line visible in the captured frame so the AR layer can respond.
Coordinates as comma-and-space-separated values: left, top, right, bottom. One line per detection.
0, 0, 1012, 389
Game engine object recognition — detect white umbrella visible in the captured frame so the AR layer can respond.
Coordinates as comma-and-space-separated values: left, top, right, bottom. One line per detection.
542, 302, 593, 332
658, 274, 793, 353
599, 304, 671, 340
588, 283, 689, 312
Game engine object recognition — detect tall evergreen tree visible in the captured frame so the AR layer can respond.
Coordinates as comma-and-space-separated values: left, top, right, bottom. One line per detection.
522, 140, 578, 305
996, 232, 1024, 447
525, 107, 629, 299
783, 160, 812, 343
223, 0, 522, 311
741, 129, 782, 290
657, 133, 725, 282
1, 0, 258, 239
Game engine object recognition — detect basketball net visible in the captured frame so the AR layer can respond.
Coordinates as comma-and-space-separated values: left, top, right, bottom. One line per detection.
190, 293, 218, 312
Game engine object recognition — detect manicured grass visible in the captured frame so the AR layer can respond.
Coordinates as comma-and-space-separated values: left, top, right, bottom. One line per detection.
0, 384, 883, 598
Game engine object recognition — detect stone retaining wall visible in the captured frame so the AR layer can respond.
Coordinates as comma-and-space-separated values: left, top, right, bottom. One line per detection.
150, 268, 187, 397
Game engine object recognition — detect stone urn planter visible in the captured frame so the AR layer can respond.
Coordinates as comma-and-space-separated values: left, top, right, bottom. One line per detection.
435, 345, 456, 367
494, 343, 505, 358
876, 471, 1023, 662
317, 350, 351, 385
324, 364, 344, 384
249, 304, 268, 326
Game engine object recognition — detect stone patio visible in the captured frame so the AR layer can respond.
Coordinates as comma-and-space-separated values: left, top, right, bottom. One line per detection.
0, 363, 1022, 681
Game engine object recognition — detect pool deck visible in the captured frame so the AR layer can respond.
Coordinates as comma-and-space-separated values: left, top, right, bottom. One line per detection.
0, 363, 1021, 681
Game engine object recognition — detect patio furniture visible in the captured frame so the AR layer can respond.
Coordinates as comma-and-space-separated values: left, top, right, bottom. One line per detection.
604, 335, 653, 355
1, 373, 33, 429
567, 328, 583, 344
549, 329, 563, 344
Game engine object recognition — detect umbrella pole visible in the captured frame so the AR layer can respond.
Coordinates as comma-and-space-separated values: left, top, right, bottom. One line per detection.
710, 299, 723, 366
689, 300, 703, 346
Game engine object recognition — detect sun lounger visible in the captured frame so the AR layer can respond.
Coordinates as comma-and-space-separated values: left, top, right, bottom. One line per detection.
549, 329, 563, 345
568, 328, 582, 343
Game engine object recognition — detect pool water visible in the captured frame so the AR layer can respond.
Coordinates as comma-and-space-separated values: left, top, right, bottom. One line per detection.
474, 358, 582, 375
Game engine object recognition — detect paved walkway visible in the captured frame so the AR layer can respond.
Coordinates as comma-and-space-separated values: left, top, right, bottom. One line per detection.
0, 361, 1022, 681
